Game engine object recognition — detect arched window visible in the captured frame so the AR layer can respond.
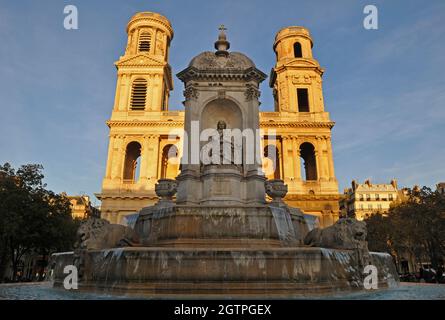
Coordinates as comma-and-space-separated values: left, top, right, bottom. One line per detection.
160, 144, 179, 179
138, 33, 151, 52
130, 78, 147, 110
263, 145, 281, 180
294, 42, 303, 58
300, 142, 317, 181
123, 142, 141, 182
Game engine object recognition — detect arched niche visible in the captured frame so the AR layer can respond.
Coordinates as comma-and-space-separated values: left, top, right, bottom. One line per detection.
123, 141, 142, 182
200, 98, 243, 131
160, 144, 179, 179
300, 142, 317, 181
263, 144, 281, 180
199, 99, 244, 165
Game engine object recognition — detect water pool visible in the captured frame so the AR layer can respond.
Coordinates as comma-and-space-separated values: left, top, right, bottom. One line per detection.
0, 282, 444, 300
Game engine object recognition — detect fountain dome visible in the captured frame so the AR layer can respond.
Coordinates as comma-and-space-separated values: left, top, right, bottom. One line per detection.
188, 51, 255, 70
177, 25, 266, 83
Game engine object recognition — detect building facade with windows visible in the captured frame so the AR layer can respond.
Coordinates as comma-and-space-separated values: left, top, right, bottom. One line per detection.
66, 194, 100, 219
340, 179, 400, 220
96, 12, 340, 227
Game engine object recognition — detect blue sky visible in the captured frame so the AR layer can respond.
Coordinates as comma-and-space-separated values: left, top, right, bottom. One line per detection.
0, 0, 444, 203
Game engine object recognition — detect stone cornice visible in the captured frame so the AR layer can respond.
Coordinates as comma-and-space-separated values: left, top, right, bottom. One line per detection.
106, 119, 334, 129
269, 60, 324, 87
177, 66, 267, 83
260, 121, 335, 129
285, 193, 342, 201
96, 193, 158, 201
126, 14, 174, 39
107, 120, 183, 128
115, 54, 167, 68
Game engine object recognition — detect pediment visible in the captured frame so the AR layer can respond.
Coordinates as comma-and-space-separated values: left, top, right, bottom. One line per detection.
285, 58, 320, 68
115, 54, 165, 67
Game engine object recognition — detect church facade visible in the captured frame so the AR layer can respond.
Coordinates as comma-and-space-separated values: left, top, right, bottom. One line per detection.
96, 12, 340, 227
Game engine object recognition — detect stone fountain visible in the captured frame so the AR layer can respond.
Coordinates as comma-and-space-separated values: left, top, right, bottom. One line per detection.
48, 29, 398, 298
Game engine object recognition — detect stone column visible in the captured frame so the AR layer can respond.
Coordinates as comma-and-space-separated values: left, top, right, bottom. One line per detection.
135, 28, 141, 53
151, 74, 162, 111
175, 87, 201, 204
318, 137, 328, 180
139, 135, 150, 182
281, 136, 294, 181
326, 136, 336, 180
315, 137, 327, 181
126, 30, 133, 54
111, 136, 125, 180
321, 136, 330, 180
113, 74, 122, 111
118, 74, 125, 111
292, 137, 301, 181
314, 142, 321, 182
146, 135, 160, 188
120, 74, 131, 111
105, 135, 115, 179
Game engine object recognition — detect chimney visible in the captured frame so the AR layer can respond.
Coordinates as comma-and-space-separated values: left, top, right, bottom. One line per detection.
390, 179, 398, 189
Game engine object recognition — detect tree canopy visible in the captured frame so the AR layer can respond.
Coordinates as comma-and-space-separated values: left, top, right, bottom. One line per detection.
365, 186, 445, 279
0, 163, 80, 281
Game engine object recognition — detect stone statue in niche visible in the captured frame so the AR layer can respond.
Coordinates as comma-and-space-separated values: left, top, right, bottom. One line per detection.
200, 120, 242, 165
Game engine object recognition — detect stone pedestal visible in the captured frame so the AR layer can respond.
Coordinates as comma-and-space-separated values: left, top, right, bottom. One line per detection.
201, 165, 243, 205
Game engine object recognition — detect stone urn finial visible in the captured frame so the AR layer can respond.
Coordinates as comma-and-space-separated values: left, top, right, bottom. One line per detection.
155, 179, 178, 205
265, 179, 288, 206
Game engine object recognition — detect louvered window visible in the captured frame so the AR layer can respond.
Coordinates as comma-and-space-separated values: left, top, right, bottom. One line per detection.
131, 79, 147, 110
138, 33, 151, 52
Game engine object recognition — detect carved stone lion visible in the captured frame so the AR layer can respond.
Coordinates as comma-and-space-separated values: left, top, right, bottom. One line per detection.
76, 217, 140, 250
304, 217, 370, 268
304, 217, 367, 249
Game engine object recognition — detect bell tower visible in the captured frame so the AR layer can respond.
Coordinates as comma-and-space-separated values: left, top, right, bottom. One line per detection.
270, 27, 324, 113
268, 27, 340, 226
113, 12, 174, 112
97, 12, 180, 224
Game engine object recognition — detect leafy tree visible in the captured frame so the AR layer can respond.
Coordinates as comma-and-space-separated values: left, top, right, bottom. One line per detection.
364, 213, 392, 253
365, 186, 445, 281
0, 163, 80, 282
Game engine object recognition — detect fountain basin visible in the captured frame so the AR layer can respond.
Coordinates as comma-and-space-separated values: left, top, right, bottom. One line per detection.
134, 205, 309, 247
50, 247, 398, 298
